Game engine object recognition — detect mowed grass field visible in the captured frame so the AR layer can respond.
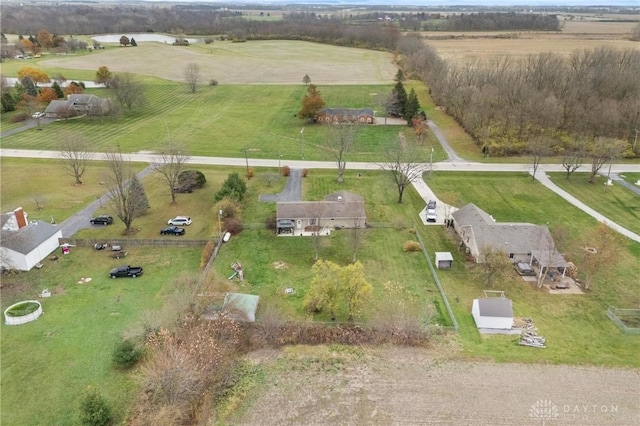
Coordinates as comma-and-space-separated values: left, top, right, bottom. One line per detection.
0, 81, 437, 162
424, 20, 640, 64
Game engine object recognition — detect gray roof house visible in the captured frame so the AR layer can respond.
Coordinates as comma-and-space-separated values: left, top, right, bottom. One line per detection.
45, 94, 111, 118
1, 208, 62, 271
451, 203, 568, 275
276, 191, 366, 236
316, 107, 375, 124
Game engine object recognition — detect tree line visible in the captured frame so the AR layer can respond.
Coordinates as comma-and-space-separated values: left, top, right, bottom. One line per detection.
437, 12, 560, 31
400, 35, 640, 158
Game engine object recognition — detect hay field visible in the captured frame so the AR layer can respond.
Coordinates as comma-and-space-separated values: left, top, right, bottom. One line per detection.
40, 40, 397, 84
425, 20, 640, 64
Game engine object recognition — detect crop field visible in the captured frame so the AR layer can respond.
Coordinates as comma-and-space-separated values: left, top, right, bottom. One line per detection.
425, 20, 640, 64
37, 40, 397, 85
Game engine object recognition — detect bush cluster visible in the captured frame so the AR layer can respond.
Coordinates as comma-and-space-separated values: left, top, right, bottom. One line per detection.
403, 240, 422, 252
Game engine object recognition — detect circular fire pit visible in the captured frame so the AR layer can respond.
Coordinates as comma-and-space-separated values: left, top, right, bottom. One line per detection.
4, 300, 43, 325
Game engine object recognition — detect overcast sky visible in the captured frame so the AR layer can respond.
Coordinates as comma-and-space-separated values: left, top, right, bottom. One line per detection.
147, 1, 638, 6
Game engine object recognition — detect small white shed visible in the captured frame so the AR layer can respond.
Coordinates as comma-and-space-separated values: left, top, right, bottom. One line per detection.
472, 297, 514, 333
435, 252, 454, 269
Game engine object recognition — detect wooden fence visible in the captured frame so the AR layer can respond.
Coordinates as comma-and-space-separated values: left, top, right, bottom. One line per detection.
59, 238, 210, 248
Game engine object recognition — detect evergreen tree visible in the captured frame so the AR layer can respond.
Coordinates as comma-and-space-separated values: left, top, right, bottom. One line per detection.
129, 175, 150, 214
130, 38, 137, 47
52, 81, 64, 98
298, 84, 325, 121
21, 77, 38, 97
391, 81, 407, 117
1, 93, 16, 112
394, 69, 405, 83
404, 88, 421, 124
215, 172, 247, 202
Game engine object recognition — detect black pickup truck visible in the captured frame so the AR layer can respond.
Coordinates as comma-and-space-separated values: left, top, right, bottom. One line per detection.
109, 265, 143, 278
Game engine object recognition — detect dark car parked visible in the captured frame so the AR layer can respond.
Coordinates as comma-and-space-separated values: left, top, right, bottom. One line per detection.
90, 215, 114, 225
160, 226, 185, 236
109, 265, 143, 278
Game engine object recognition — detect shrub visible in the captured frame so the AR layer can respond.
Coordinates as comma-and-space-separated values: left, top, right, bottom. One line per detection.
281, 165, 290, 177
203, 37, 214, 44
209, 79, 219, 86
215, 172, 247, 202
10, 112, 29, 123
301, 168, 309, 177
201, 240, 215, 270
216, 198, 241, 219
112, 338, 143, 370
79, 391, 112, 426
177, 170, 206, 189
403, 241, 421, 252
224, 217, 243, 235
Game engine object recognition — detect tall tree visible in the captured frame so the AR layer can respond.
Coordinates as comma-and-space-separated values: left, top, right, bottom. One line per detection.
59, 132, 92, 185
586, 137, 628, 184
378, 134, 424, 203
349, 217, 367, 263
404, 88, 420, 124
578, 223, 618, 291
119, 35, 130, 47
51, 81, 64, 98
17, 67, 49, 85
390, 81, 407, 118
341, 261, 372, 321
105, 151, 149, 234
302, 74, 311, 85
95, 66, 113, 87
477, 245, 512, 287
304, 259, 342, 321
561, 139, 585, 180
528, 135, 553, 181
109, 73, 146, 111
36, 29, 53, 49
154, 142, 190, 204
325, 123, 356, 183
297, 84, 325, 121
183, 63, 200, 93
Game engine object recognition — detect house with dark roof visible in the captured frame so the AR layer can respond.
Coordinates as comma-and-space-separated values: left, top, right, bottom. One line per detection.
316, 108, 375, 124
1, 208, 62, 271
276, 191, 366, 236
451, 203, 568, 279
45, 94, 111, 118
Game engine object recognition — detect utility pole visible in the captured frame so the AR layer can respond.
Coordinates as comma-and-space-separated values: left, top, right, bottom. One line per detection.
300, 127, 305, 159
218, 209, 223, 242
243, 148, 250, 178
634, 129, 639, 153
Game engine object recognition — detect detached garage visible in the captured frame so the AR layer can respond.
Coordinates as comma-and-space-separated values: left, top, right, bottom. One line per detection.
472, 297, 515, 334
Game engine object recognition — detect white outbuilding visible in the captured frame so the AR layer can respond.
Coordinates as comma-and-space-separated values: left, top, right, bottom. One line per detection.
472, 297, 515, 334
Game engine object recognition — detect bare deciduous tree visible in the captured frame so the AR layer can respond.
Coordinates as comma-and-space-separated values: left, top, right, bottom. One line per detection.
105, 151, 149, 234
59, 132, 92, 185
528, 135, 553, 181
325, 123, 356, 183
477, 245, 512, 287
349, 217, 367, 263
379, 135, 424, 203
184, 63, 200, 93
586, 137, 627, 184
561, 140, 585, 180
109, 73, 146, 111
578, 223, 618, 291
154, 142, 189, 204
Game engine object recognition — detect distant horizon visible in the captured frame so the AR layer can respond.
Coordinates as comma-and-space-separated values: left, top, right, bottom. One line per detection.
135, 0, 640, 7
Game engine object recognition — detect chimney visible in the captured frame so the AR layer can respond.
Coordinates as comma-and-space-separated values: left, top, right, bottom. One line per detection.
14, 207, 27, 229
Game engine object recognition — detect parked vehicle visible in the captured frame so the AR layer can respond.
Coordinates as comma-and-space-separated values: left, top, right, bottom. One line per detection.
90, 215, 114, 225
160, 226, 185, 236
167, 216, 191, 226
109, 265, 143, 278
426, 200, 437, 223
32, 112, 45, 119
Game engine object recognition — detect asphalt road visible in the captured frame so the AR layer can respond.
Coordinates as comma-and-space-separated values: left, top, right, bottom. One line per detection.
1, 149, 639, 241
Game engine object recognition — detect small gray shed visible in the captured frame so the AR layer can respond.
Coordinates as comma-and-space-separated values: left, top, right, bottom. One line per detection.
435, 252, 454, 269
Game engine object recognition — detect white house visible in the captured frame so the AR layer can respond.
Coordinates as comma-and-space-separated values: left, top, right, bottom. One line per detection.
471, 297, 515, 334
1, 208, 62, 271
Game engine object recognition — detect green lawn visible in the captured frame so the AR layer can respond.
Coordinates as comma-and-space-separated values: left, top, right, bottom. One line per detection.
0, 247, 202, 426
549, 172, 640, 236
1, 82, 438, 162
426, 171, 640, 366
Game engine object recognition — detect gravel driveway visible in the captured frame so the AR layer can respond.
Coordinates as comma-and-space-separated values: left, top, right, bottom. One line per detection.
259, 168, 302, 202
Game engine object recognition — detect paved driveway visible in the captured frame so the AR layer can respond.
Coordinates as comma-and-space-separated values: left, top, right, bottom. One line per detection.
259, 168, 302, 202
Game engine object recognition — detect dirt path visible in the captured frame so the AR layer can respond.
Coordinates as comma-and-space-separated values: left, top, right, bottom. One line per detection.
235, 347, 640, 425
